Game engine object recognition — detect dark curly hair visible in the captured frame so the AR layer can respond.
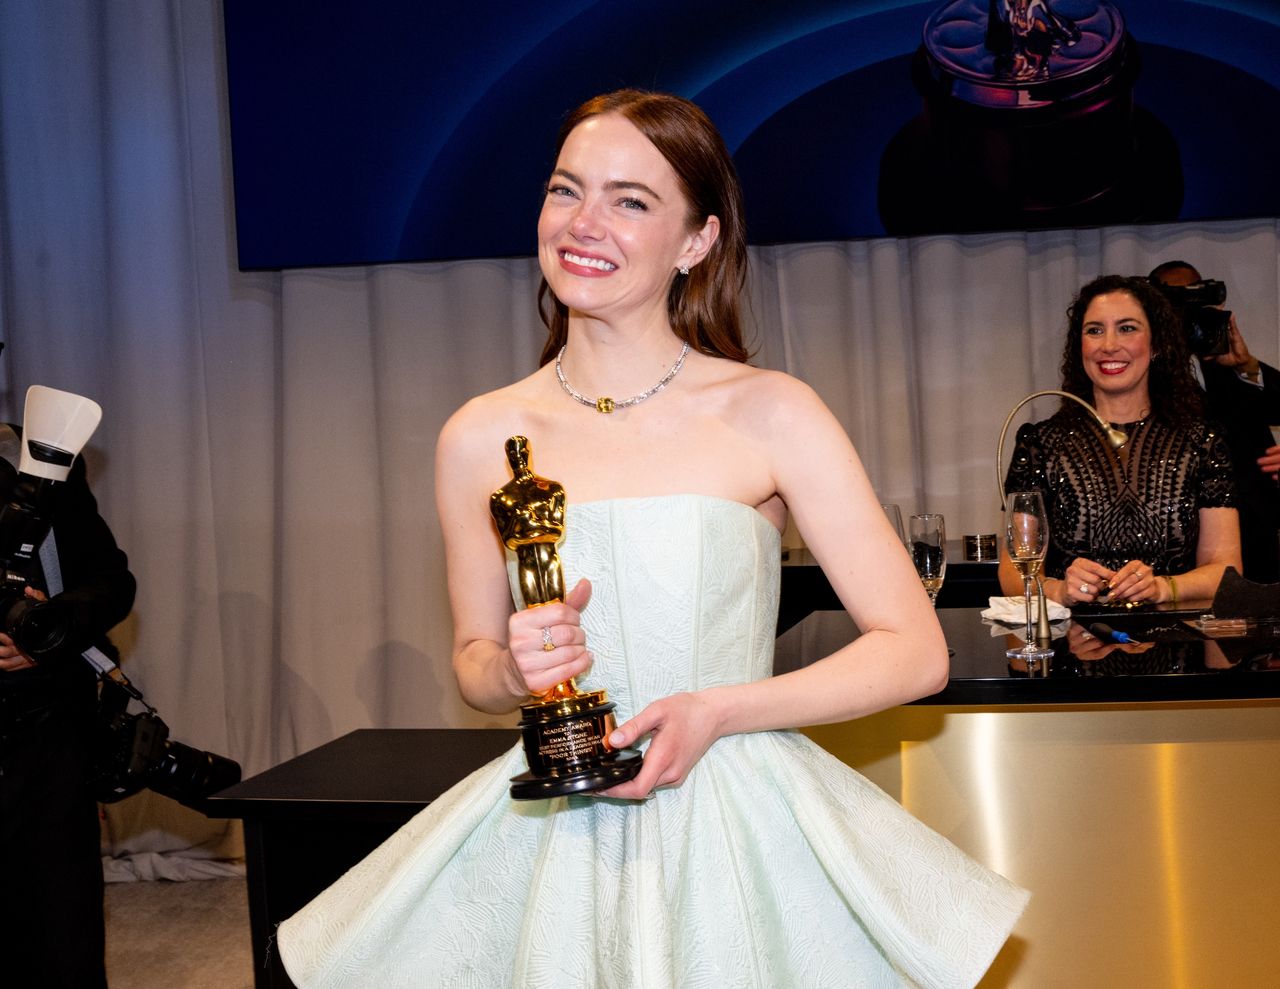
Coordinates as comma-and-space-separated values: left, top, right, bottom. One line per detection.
536, 89, 750, 366
1060, 274, 1203, 425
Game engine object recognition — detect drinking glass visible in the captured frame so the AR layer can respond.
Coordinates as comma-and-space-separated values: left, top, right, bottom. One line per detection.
881, 503, 906, 546
908, 513, 947, 606
1005, 490, 1055, 662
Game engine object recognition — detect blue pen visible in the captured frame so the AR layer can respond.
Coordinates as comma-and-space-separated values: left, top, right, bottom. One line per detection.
1088, 622, 1134, 644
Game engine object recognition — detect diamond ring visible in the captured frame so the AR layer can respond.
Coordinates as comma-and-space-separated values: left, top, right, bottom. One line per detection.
541, 627, 555, 652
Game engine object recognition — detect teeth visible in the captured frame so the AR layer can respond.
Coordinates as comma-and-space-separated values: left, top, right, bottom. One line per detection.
1100, 362, 1127, 370
564, 251, 616, 271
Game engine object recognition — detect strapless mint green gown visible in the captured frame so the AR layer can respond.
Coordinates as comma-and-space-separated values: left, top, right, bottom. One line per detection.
279, 495, 1028, 988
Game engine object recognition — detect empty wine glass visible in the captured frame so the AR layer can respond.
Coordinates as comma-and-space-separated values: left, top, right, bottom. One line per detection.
908, 513, 947, 606
881, 503, 906, 546
1005, 490, 1055, 662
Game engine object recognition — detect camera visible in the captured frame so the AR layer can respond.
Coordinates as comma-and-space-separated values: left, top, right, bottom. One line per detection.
1151, 277, 1232, 358
92, 679, 241, 810
0, 466, 77, 660
0, 574, 73, 659
1, 385, 241, 809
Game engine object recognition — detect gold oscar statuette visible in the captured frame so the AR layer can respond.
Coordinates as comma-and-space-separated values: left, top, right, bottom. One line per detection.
490, 436, 643, 799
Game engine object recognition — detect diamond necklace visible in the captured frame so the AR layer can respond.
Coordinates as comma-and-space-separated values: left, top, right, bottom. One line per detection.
554, 341, 691, 414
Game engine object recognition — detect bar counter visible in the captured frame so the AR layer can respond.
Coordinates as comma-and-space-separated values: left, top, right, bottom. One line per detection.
777, 600, 1280, 703
212, 591, 1280, 988
778, 598, 1280, 988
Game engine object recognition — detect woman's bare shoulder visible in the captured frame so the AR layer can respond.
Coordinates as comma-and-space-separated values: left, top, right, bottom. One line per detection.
709, 361, 828, 425
438, 372, 550, 470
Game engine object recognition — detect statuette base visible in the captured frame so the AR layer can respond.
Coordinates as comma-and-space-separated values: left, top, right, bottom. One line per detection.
509, 691, 643, 800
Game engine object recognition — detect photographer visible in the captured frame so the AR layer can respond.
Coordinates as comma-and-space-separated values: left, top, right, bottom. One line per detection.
0, 422, 136, 988
1150, 260, 1280, 582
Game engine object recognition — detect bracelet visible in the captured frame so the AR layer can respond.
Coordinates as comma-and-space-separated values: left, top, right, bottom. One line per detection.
1164, 574, 1179, 606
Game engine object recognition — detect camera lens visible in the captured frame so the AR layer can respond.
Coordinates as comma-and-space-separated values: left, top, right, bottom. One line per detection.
1186, 307, 1231, 358
151, 741, 242, 808
3, 595, 72, 659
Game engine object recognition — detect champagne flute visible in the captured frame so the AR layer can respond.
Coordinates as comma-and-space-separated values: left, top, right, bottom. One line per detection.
908, 513, 947, 606
881, 503, 907, 546
1005, 490, 1055, 662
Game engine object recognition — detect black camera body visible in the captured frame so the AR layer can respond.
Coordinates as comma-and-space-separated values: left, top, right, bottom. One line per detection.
1153, 277, 1232, 358
93, 679, 241, 810
0, 470, 78, 661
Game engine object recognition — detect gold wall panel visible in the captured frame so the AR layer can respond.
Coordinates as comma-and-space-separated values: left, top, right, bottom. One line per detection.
804, 702, 1280, 988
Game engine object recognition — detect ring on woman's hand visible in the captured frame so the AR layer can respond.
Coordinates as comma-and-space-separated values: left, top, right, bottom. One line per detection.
541, 626, 555, 652
1080, 582, 1090, 595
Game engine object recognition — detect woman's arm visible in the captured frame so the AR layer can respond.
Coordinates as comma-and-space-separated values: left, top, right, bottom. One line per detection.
1182, 503, 1242, 599
604, 374, 948, 796
1010, 509, 1241, 607
1104, 506, 1241, 604
999, 420, 1076, 599
721, 378, 952, 726
436, 402, 594, 715
1008, 508, 1240, 607
719, 376, 951, 727
1107, 417, 1241, 604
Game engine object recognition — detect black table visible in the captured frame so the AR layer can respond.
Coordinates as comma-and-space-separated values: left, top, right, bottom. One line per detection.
207, 729, 518, 989
778, 544, 1280, 703
925, 602, 1280, 703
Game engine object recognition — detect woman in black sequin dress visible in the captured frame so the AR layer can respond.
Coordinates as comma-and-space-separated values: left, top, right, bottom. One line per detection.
999, 274, 1242, 607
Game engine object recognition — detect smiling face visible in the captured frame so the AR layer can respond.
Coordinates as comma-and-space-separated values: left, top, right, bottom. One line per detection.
537, 113, 715, 326
1080, 290, 1154, 409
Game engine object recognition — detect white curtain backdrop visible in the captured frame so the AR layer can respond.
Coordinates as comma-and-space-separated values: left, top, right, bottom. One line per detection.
2, 2, 1278, 865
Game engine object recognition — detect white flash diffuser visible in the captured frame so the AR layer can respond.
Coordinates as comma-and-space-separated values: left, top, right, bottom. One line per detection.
19, 385, 103, 482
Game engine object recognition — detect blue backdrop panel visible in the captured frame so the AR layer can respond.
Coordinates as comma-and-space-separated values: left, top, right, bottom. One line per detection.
222, 0, 1280, 269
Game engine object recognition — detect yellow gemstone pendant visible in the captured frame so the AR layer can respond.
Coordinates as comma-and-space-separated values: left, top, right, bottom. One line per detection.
596, 397, 616, 414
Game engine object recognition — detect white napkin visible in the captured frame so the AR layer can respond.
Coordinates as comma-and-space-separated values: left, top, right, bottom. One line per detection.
981, 595, 1071, 624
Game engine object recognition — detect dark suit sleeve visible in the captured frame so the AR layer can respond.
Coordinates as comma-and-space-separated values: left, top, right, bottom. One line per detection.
1260, 362, 1280, 423
46, 454, 136, 659
1202, 360, 1280, 425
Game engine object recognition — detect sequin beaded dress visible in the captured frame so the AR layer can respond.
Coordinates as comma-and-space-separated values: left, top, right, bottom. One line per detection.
1004, 410, 1235, 579
278, 495, 1029, 989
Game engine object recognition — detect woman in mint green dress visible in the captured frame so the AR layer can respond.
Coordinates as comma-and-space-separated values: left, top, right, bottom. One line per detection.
279, 89, 1028, 988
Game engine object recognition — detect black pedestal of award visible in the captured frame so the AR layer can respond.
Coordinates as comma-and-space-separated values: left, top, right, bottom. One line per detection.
509, 688, 643, 799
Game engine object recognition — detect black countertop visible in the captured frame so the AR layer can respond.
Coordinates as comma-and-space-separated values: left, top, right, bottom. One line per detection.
775, 596, 1280, 705
924, 603, 1280, 704
207, 728, 519, 820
